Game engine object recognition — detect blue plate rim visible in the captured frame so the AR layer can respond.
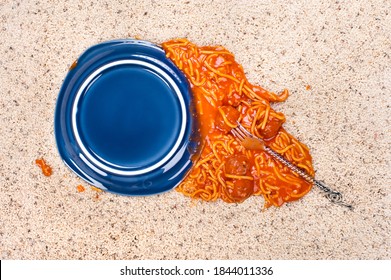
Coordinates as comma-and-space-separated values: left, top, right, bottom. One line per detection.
54, 39, 197, 196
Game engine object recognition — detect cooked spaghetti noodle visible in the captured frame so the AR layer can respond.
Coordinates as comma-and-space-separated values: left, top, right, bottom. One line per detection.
162, 39, 314, 208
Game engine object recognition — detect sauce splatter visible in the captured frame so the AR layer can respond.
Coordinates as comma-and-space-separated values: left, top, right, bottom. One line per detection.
69, 60, 78, 70
76, 185, 85, 193
35, 158, 52, 176
91, 186, 103, 192
90, 186, 103, 201
305, 85, 311, 90
162, 39, 314, 207
92, 192, 101, 202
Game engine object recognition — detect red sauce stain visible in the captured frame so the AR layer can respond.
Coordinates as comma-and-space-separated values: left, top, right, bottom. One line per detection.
76, 185, 85, 193
35, 158, 52, 177
69, 60, 77, 70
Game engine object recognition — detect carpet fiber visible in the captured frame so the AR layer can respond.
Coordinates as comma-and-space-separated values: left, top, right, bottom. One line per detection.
0, 0, 389, 259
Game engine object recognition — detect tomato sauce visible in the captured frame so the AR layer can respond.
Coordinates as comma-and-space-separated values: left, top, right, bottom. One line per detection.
162, 39, 313, 207
35, 158, 52, 177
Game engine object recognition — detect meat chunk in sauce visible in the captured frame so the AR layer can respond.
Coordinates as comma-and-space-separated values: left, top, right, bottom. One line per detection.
224, 154, 254, 202
226, 179, 254, 203
215, 105, 240, 133
258, 116, 284, 140
225, 154, 249, 175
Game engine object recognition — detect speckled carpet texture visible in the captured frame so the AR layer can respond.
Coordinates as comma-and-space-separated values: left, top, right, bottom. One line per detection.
1, 0, 390, 260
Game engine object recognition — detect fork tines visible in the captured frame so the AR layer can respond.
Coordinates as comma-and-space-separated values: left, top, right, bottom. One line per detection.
231, 123, 253, 141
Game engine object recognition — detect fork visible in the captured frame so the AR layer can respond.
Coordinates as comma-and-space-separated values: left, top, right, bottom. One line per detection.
231, 123, 353, 209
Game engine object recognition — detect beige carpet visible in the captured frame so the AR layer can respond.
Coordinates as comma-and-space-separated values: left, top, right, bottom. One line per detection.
0, 0, 390, 260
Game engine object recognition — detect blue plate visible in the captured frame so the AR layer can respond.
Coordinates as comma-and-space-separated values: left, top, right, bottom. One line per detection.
55, 39, 200, 195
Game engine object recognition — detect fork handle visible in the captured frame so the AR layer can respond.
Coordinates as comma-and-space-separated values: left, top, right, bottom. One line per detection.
264, 146, 353, 210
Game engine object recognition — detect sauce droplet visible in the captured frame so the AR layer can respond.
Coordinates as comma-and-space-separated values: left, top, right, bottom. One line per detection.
35, 158, 52, 176
91, 186, 103, 192
76, 185, 85, 192
69, 60, 78, 70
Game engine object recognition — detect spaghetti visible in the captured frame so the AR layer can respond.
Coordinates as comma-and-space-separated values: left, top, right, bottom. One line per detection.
162, 39, 314, 208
